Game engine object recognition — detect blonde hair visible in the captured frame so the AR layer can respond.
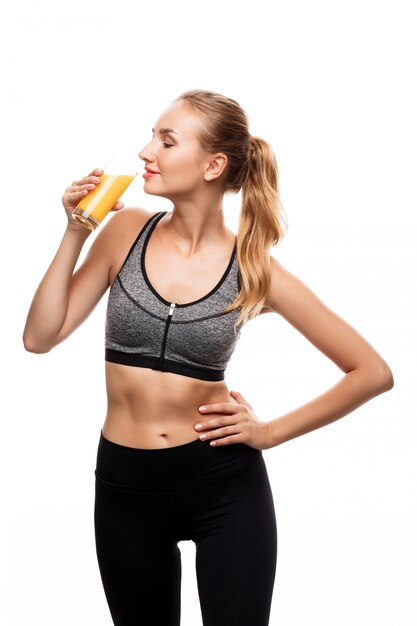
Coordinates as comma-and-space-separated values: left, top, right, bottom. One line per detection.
174, 89, 287, 328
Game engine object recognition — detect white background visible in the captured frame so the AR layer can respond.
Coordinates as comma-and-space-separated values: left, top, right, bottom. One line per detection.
2, 1, 416, 624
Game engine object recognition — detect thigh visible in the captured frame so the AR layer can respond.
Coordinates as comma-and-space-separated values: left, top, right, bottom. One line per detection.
194, 456, 278, 626
94, 478, 182, 626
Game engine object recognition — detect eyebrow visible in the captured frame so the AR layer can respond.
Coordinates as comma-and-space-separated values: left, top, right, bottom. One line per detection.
152, 127, 178, 135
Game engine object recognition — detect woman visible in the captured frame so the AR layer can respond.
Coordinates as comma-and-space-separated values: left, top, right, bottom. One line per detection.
23, 89, 394, 626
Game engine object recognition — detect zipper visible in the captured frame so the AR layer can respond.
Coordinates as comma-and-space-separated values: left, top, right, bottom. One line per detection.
157, 302, 176, 366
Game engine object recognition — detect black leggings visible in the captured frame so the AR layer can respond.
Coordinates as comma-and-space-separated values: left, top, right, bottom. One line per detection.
94, 430, 277, 626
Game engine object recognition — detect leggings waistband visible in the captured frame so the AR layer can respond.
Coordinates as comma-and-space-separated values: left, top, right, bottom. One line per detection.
95, 430, 262, 495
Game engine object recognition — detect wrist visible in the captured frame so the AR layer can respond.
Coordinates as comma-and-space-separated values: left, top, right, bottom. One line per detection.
264, 420, 278, 449
65, 221, 92, 239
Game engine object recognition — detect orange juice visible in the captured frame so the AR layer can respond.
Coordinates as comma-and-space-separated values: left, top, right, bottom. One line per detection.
72, 174, 136, 230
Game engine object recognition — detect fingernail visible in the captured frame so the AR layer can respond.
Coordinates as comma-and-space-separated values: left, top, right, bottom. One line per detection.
199, 406, 206, 412
195, 423, 203, 430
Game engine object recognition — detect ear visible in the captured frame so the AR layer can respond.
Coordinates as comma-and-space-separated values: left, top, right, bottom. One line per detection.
203, 153, 228, 182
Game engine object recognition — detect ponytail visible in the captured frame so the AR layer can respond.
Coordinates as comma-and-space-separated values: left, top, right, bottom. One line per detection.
223, 136, 287, 326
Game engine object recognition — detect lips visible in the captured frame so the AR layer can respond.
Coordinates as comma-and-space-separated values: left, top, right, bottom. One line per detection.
145, 167, 159, 174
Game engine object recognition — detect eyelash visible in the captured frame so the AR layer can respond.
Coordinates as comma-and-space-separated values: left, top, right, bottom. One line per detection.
150, 134, 174, 148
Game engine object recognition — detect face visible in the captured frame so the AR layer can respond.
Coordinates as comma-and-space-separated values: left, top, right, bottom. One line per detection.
138, 100, 222, 200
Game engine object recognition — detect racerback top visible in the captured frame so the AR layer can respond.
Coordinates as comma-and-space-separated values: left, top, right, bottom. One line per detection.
105, 210, 244, 381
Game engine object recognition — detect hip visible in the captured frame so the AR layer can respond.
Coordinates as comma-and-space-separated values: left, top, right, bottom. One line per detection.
94, 429, 263, 496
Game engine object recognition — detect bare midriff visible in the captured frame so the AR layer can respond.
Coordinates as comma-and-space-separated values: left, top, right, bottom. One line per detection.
102, 361, 240, 449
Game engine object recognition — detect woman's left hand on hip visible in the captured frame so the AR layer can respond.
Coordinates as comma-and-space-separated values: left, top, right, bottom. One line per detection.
194, 390, 273, 450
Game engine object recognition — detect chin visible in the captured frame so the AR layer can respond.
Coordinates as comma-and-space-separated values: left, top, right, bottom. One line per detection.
143, 184, 162, 197
143, 187, 171, 201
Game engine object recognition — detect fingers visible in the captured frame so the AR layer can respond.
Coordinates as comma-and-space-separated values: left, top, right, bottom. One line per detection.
62, 168, 124, 217
88, 167, 103, 177
64, 171, 103, 201
198, 402, 238, 414
197, 423, 242, 446
197, 424, 238, 439
70, 174, 102, 188
66, 189, 88, 202
64, 184, 94, 202
195, 415, 235, 431
69, 167, 103, 189
66, 183, 96, 195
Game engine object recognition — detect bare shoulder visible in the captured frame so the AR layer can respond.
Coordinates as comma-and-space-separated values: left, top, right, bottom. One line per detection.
262, 254, 326, 317
103, 207, 158, 286
260, 254, 328, 317
258, 255, 292, 315
251, 255, 309, 316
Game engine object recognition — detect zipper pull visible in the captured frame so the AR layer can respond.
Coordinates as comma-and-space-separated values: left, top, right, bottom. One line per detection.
168, 303, 176, 316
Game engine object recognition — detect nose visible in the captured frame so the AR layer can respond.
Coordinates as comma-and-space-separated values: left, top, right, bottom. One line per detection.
138, 138, 157, 163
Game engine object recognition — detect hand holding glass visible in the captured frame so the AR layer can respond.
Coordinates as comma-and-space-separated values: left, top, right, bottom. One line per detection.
72, 154, 138, 231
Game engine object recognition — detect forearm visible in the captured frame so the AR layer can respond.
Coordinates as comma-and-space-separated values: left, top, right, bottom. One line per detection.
267, 364, 394, 448
23, 225, 91, 352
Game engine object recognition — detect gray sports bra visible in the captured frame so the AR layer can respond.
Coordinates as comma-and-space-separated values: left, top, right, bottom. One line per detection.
105, 210, 244, 381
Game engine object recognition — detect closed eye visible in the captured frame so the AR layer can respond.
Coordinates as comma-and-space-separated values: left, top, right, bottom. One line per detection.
150, 132, 174, 148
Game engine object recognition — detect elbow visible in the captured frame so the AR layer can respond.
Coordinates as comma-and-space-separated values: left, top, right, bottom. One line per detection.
22, 334, 52, 354
380, 365, 394, 392
367, 360, 394, 395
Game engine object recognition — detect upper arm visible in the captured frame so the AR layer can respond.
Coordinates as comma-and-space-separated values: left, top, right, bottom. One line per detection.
263, 256, 392, 376
52, 207, 148, 348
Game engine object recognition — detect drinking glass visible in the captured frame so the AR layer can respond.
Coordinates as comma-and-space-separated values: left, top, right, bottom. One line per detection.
72, 154, 139, 231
